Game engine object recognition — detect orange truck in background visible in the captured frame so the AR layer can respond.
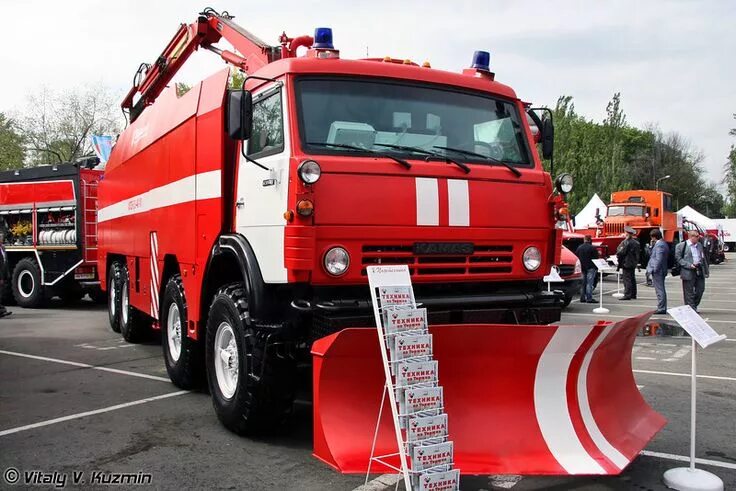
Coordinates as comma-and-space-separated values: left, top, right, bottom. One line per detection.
593, 190, 679, 260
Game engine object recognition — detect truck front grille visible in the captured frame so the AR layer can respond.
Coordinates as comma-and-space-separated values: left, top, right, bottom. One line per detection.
360, 244, 513, 278
605, 223, 625, 235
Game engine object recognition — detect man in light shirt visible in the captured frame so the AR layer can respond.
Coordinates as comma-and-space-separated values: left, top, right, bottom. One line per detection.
675, 230, 709, 312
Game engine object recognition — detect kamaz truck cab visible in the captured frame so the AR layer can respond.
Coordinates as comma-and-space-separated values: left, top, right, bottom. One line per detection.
98, 10, 571, 434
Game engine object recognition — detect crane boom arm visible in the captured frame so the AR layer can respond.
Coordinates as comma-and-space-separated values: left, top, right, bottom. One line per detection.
122, 9, 282, 122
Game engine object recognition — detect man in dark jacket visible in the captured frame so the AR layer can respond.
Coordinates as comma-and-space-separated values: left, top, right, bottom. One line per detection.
575, 236, 599, 303
616, 227, 640, 300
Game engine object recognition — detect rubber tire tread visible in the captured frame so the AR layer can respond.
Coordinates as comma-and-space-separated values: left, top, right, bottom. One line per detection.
205, 282, 296, 435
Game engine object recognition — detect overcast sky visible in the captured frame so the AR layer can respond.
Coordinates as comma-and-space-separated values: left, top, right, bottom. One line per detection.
1, 0, 733, 184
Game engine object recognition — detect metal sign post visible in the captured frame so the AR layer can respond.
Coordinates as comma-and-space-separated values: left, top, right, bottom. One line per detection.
591, 259, 613, 314
662, 306, 726, 491
543, 266, 564, 292
612, 270, 625, 299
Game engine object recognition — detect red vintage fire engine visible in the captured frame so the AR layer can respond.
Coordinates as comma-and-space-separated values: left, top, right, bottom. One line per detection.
98, 9, 573, 434
0, 160, 103, 307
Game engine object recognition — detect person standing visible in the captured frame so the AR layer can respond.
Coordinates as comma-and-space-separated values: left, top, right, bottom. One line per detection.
575, 236, 599, 303
675, 230, 709, 312
0, 241, 11, 318
645, 229, 669, 314
616, 227, 641, 300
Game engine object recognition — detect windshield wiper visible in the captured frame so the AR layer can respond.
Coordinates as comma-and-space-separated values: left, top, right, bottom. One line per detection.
433, 145, 522, 177
373, 143, 470, 174
306, 142, 411, 169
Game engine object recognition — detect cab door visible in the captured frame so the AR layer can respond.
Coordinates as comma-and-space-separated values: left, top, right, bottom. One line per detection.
234, 83, 291, 284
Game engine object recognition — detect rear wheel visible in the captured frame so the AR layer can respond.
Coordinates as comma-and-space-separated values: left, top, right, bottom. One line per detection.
161, 275, 202, 389
119, 264, 150, 342
108, 262, 123, 332
205, 283, 296, 435
11, 257, 45, 308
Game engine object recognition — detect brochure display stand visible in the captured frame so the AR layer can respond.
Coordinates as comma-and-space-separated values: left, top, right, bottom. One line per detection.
662, 306, 726, 491
591, 259, 614, 314
365, 265, 459, 491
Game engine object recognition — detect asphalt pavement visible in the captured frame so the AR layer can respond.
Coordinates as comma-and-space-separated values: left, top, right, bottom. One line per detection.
1, 258, 734, 490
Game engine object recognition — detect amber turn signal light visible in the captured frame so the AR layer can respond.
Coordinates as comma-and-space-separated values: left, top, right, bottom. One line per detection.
296, 199, 314, 217
284, 210, 294, 221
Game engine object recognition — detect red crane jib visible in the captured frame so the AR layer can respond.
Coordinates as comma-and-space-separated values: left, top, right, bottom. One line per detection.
121, 11, 305, 122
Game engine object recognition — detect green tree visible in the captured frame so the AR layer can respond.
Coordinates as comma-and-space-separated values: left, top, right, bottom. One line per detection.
0, 112, 25, 171
723, 114, 736, 217
19, 86, 122, 165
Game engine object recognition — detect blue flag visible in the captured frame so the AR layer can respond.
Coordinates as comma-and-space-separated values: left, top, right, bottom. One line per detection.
91, 135, 114, 164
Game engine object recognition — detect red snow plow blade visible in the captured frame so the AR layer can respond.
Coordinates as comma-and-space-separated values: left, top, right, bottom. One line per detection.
312, 311, 665, 475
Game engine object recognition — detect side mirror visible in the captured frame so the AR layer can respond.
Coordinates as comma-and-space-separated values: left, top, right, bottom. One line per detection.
541, 117, 554, 159
227, 90, 253, 140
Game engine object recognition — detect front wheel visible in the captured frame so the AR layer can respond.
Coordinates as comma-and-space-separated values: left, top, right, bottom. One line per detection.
161, 275, 202, 389
11, 257, 45, 308
205, 283, 295, 435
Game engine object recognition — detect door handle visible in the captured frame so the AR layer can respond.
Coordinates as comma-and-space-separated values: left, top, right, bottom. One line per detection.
236, 198, 245, 208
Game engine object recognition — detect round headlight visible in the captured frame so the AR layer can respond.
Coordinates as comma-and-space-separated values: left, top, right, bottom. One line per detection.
298, 160, 321, 184
523, 246, 542, 272
324, 247, 350, 276
556, 173, 574, 194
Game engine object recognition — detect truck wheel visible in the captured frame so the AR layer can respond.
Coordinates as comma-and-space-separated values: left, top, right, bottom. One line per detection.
108, 262, 123, 332
161, 275, 202, 389
205, 283, 296, 435
11, 257, 45, 308
119, 264, 150, 342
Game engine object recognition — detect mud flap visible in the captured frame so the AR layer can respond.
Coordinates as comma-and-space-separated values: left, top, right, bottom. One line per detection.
312, 311, 666, 475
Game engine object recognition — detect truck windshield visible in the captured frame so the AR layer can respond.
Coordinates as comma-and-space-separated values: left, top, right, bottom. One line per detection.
608, 205, 645, 217
296, 78, 531, 167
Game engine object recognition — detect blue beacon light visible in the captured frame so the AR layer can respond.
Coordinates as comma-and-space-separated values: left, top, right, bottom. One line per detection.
471, 50, 491, 72
313, 27, 334, 49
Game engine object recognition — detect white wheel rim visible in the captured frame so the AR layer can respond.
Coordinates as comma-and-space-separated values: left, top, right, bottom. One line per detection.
214, 322, 239, 400
109, 278, 117, 317
18, 270, 34, 298
121, 279, 129, 326
167, 303, 182, 362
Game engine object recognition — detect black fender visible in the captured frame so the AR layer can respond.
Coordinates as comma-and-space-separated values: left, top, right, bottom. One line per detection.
211, 234, 266, 319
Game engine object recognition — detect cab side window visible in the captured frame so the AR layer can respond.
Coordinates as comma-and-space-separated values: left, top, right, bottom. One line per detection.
247, 90, 284, 157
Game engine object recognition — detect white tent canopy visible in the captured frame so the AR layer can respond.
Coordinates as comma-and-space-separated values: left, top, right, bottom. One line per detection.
574, 193, 607, 229
677, 205, 718, 230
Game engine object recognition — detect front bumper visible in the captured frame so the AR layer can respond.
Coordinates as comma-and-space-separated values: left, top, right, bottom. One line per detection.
301, 284, 564, 340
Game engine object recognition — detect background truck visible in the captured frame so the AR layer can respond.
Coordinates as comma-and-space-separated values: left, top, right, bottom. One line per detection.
0, 160, 103, 307
98, 9, 570, 435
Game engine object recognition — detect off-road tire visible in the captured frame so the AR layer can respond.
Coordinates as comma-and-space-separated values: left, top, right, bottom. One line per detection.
161, 275, 202, 389
205, 282, 296, 435
108, 262, 123, 332
119, 264, 150, 342
11, 257, 45, 308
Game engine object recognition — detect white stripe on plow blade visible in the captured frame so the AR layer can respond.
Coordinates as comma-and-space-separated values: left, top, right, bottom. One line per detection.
576, 324, 629, 470
534, 325, 606, 474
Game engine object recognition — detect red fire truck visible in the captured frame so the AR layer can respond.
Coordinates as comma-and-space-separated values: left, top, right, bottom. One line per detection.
0, 159, 103, 307
98, 9, 571, 434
